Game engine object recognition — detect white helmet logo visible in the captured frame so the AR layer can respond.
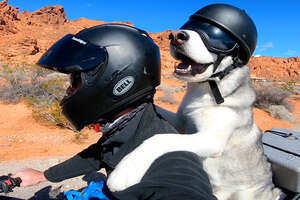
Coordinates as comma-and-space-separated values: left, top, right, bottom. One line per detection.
113, 76, 135, 96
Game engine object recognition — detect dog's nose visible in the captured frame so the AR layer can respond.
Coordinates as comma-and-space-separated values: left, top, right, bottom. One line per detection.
169, 31, 189, 46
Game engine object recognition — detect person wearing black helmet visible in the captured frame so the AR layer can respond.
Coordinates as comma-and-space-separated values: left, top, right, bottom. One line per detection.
11, 24, 217, 200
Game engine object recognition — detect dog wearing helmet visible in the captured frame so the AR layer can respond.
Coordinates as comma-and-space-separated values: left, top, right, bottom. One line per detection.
108, 4, 282, 200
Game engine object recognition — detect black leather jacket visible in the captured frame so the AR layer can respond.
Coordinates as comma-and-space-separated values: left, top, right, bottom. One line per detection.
44, 103, 177, 181
44, 103, 216, 200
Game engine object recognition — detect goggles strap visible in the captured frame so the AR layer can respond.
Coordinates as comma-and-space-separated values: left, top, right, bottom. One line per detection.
231, 45, 245, 68
213, 54, 225, 73
208, 46, 247, 104
211, 64, 236, 80
211, 46, 242, 80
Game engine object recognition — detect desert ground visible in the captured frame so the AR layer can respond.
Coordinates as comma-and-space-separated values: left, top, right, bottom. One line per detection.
0, 90, 299, 162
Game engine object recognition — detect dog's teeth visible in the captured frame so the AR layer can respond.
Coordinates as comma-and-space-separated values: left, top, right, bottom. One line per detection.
187, 65, 192, 71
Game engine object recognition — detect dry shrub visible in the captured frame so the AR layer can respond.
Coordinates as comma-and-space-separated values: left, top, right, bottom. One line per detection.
281, 80, 297, 94
254, 82, 292, 111
72, 131, 89, 144
0, 64, 53, 103
0, 64, 74, 130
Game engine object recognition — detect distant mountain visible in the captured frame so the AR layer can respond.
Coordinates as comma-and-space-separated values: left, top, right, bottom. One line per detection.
0, 0, 299, 81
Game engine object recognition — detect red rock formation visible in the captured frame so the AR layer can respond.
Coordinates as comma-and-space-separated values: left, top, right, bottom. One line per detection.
0, 0, 299, 81
248, 57, 300, 81
0, 0, 19, 35
151, 31, 180, 73
19, 5, 67, 26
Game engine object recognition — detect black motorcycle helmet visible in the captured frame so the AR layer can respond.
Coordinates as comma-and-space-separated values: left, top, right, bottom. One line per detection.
37, 24, 161, 130
180, 3, 257, 65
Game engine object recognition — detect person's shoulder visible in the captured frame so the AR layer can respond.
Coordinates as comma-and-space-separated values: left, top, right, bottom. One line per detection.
141, 103, 179, 134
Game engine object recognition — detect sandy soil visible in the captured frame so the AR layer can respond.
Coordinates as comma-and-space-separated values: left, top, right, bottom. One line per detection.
0, 94, 299, 161
0, 102, 100, 161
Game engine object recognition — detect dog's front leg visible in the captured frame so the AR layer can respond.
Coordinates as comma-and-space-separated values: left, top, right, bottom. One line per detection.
107, 132, 233, 191
107, 133, 199, 191
107, 107, 238, 191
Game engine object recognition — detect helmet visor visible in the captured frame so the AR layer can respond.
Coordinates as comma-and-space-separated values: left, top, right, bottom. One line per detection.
180, 19, 237, 53
37, 34, 108, 74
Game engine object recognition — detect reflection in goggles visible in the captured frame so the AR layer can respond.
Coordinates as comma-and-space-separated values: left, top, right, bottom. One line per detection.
181, 19, 238, 53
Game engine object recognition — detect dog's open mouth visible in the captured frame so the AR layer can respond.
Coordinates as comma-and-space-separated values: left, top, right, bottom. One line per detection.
174, 53, 213, 76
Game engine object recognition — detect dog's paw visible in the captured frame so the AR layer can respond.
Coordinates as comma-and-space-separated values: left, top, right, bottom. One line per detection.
107, 167, 130, 192
107, 139, 163, 192
107, 154, 145, 192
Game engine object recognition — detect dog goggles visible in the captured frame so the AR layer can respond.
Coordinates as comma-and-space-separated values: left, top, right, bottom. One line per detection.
37, 34, 108, 74
180, 19, 238, 54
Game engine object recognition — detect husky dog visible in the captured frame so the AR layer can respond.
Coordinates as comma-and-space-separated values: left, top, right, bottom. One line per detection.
108, 4, 282, 200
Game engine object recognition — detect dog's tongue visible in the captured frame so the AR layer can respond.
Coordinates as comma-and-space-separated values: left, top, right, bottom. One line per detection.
174, 62, 192, 75
177, 62, 190, 69
192, 63, 212, 75
177, 56, 194, 69
176, 61, 212, 75
174, 54, 213, 75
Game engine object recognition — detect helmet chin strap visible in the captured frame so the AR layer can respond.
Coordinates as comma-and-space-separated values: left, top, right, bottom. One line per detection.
208, 80, 224, 104
207, 54, 226, 104
208, 47, 243, 104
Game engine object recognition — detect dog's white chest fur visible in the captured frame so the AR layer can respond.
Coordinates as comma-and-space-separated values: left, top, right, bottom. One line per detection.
176, 67, 280, 199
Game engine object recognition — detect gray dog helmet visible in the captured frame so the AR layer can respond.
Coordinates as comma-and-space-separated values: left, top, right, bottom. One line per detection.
186, 3, 257, 64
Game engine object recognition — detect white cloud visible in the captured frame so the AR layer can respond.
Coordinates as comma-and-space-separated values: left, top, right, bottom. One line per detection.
254, 54, 261, 57
284, 50, 297, 56
259, 42, 274, 52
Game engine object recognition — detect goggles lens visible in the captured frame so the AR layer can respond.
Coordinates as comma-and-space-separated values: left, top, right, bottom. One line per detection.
181, 19, 237, 53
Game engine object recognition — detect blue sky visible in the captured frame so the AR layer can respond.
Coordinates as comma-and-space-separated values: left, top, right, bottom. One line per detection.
9, 0, 300, 58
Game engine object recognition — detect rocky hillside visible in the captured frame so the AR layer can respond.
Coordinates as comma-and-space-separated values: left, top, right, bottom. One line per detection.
0, 0, 299, 81
249, 57, 300, 80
